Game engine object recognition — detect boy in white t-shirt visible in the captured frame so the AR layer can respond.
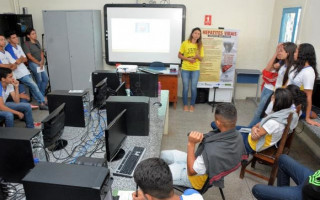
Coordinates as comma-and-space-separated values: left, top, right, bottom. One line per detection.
0, 67, 34, 128
132, 158, 203, 200
5, 31, 48, 110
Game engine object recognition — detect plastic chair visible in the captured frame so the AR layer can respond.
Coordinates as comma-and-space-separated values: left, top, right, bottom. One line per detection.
239, 113, 294, 185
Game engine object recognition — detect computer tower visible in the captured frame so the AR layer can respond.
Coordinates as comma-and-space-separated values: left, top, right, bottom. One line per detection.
130, 72, 158, 97
47, 90, 90, 127
0, 128, 45, 183
106, 96, 150, 136
92, 70, 121, 91
23, 162, 112, 200
313, 77, 320, 108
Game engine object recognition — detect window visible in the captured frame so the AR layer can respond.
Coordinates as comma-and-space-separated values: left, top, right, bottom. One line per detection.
279, 7, 301, 43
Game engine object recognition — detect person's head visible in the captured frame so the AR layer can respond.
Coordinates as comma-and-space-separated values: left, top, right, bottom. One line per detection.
287, 84, 307, 111
0, 34, 6, 48
188, 27, 202, 49
0, 68, 14, 85
294, 43, 318, 79
279, 42, 297, 86
272, 88, 293, 112
5, 31, 19, 45
133, 158, 174, 199
214, 103, 237, 130
25, 27, 37, 41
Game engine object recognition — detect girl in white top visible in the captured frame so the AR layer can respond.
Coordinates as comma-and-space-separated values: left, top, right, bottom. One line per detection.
275, 42, 297, 89
288, 43, 319, 127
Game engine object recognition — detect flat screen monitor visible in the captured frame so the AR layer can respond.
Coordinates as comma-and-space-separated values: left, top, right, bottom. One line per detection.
0, 14, 33, 37
105, 109, 127, 162
93, 78, 109, 109
42, 103, 67, 151
104, 4, 186, 66
130, 72, 158, 97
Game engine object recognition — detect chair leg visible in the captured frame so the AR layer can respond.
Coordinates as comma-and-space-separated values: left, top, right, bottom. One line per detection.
240, 159, 252, 179
219, 187, 225, 200
251, 157, 257, 168
268, 164, 279, 185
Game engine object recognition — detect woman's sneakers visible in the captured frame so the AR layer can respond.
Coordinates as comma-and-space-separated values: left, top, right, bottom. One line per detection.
39, 103, 49, 110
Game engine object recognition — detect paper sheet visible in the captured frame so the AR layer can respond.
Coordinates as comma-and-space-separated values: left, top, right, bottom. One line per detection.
37, 66, 45, 73
118, 190, 134, 200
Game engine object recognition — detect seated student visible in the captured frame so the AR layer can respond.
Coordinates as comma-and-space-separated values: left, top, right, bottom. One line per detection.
252, 154, 320, 200
160, 103, 247, 190
5, 31, 48, 110
242, 88, 299, 154
0, 68, 34, 128
132, 157, 204, 200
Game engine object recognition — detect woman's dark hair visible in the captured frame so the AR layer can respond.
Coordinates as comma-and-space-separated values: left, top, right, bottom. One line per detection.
287, 84, 307, 112
282, 42, 297, 86
188, 27, 202, 50
293, 43, 318, 80
25, 27, 36, 41
273, 88, 293, 112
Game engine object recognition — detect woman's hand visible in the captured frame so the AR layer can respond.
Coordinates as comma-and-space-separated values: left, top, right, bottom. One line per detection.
305, 118, 320, 127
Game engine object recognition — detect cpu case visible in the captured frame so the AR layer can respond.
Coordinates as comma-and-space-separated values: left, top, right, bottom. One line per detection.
106, 96, 150, 136
0, 127, 46, 183
92, 70, 120, 91
22, 162, 112, 200
47, 90, 90, 127
130, 72, 158, 97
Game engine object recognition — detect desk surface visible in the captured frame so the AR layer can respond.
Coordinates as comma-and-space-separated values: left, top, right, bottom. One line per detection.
48, 91, 169, 191
235, 69, 261, 75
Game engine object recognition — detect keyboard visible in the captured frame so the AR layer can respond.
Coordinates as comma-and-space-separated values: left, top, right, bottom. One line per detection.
113, 146, 146, 178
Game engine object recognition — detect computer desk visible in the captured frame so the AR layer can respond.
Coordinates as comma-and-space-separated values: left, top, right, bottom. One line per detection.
109, 90, 169, 190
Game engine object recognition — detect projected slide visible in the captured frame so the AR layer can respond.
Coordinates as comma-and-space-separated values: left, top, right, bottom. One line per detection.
111, 18, 170, 53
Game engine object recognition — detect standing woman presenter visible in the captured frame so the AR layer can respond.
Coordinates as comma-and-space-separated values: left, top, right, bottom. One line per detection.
178, 27, 204, 112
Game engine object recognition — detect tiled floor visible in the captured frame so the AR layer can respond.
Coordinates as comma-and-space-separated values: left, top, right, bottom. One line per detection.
161, 98, 320, 200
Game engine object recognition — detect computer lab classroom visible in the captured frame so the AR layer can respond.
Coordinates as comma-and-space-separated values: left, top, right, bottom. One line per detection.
0, 0, 319, 199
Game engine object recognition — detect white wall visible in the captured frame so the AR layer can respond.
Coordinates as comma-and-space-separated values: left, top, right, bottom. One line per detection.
2, 0, 278, 99
269, 0, 320, 74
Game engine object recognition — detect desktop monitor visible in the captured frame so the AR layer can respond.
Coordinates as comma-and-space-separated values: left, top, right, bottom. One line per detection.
42, 103, 67, 151
93, 77, 109, 109
105, 109, 127, 162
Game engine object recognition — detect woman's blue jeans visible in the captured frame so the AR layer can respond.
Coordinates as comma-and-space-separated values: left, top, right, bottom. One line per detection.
248, 87, 274, 127
181, 70, 200, 106
252, 154, 314, 200
28, 61, 49, 96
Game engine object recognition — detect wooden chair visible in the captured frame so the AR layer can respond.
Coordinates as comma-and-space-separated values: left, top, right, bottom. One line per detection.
239, 113, 293, 185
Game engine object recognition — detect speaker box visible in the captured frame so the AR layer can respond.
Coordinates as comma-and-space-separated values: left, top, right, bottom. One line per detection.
106, 96, 150, 136
130, 72, 158, 97
22, 162, 112, 200
47, 90, 90, 127
92, 70, 120, 91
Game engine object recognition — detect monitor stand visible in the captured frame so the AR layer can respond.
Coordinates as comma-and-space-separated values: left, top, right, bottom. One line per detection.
48, 139, 68, 151
111, 148, 125, 162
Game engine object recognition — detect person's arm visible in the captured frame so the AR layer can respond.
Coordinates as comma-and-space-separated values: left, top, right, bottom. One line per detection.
187, 131, 204, 176
0, 63, 15, 69
10, 80, 20, 103
304, 90, 320, 127
265, 43, 282, 71
178, 52, 196, 63
194, 53, 203, 61
19, 55, 28, 63
0, 97, 24, 119
25, 52, 41, 65
250, 126, 268, 141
